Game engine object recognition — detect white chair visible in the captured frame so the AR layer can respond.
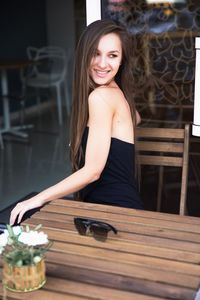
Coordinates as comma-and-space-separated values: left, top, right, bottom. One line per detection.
22, 46, 70, 125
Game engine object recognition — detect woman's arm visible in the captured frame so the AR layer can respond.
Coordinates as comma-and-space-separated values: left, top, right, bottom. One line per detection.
136, 110, 141, 125
10, 89, 114, 225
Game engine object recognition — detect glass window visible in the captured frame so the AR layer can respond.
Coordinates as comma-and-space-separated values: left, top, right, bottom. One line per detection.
101, 0, 200, 214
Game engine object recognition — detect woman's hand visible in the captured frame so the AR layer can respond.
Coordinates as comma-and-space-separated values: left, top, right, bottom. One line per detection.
9, 197, 44, 225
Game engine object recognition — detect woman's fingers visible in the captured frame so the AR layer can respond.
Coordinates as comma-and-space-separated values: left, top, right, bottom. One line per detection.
9, 212, 18, 225
10, 202, 26, 225
17, 209, 26, 224
9, 198, 43, 225
10, 208, 19, 225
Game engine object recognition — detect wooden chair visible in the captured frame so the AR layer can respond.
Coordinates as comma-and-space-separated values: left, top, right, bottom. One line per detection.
136, 124, 190, 215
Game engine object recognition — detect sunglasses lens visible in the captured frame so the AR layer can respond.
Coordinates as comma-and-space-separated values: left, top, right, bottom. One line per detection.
74, 219, 87, 235
90, 224, 108, 241
74, 218, 117, 241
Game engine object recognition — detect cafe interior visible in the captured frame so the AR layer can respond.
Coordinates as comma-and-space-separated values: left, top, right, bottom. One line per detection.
1, 1, 200, 299
0, 0, 200, 220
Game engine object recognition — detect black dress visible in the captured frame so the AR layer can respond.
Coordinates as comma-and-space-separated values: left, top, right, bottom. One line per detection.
79, 127, 143, 209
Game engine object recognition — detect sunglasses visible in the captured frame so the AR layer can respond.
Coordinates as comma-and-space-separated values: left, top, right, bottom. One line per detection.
74, 217, 117, 241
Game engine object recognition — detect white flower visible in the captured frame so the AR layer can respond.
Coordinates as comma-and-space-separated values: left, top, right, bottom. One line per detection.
18, 231, 49, 246
2, 226, 22, 245
0, 226, 22, 252
0, 233, 8, 248
3, 226, 22, 238
33, 256, 42, 264
0, 233, 8, 254
12, 226, 22, 236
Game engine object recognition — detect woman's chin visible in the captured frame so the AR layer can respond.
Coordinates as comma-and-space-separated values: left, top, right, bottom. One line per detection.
92, 76, 114, 87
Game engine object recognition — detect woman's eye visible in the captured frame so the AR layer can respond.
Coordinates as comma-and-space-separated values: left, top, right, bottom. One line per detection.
109, 54, 117, 58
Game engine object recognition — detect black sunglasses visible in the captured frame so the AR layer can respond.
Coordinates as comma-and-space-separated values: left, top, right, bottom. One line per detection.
74, 217, 117, 241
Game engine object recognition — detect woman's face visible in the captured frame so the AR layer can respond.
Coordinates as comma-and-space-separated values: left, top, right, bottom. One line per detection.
89, 32, 122, 86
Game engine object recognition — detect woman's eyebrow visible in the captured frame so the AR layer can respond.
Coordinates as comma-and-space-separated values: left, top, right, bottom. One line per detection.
95, 49, 120, 54
108, 50, 120, 54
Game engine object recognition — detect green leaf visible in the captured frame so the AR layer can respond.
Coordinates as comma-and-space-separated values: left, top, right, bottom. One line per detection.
26, 225, 30, 232
6, 225, 14, 238
33, 224, 42, 231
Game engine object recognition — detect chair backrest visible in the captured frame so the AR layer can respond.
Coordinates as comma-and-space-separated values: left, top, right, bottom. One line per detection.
136, 124, 190, 215
26, 46, 67, 82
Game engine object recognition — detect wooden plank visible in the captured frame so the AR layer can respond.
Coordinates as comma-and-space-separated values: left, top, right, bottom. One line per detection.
48, 199, 200, 225
139, 155, 182, 166
45, 256, 197, 300
0, 258, 197, 300
25, 221, 200, 257
138, 141, 184, 153
26, 216, 199, 246
0, 286, 89, 300
46, 240, 200, 277
0, 272, 165, 300
0, 269, 90, 300
24, 218, 200, 264
137, 103, 193, 109
45, 251, 198, 288
26, 212, 200, 249
140, 118, 192, 125
26, 213, 200, 254
1, 255, 197, 300
136, 127, 184, 139
43, 276, 166, 300
26, 212, 200, 246
0, 267, 194, 300
38, 205, 200, 235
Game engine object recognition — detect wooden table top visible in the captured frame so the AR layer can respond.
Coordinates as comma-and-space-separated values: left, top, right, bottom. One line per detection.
1, 199, 200, 299
0, 59, 35, 70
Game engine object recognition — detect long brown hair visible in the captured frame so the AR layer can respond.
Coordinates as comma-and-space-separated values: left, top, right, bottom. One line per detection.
70, 19, 137, 172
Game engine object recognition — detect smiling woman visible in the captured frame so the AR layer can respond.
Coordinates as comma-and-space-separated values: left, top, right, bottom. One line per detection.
10, 20, 143, 226
89, 33, 122, 86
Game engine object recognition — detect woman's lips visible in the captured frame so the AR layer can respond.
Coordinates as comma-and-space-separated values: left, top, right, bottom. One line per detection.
94, 70, 110, 78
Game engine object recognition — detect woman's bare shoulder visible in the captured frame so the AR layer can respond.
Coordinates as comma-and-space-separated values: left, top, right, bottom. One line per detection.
89, 86, 121, 104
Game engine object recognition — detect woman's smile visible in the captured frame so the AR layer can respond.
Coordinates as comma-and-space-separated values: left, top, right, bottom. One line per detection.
94, 69, 110, 78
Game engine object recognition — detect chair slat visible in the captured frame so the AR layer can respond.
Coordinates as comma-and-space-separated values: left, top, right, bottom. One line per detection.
138, 141, 184, 153
139, 155, 183, 167
137, 128, 185, 139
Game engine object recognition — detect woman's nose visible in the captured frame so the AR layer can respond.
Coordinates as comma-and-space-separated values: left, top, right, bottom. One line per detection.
97, 55, 107, 68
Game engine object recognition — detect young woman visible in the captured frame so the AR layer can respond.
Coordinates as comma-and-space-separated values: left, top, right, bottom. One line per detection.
10, 19, 143, 225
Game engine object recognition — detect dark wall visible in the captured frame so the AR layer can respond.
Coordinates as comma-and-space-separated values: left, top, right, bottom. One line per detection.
0, 0, 47, 59
0, 0, 47, 114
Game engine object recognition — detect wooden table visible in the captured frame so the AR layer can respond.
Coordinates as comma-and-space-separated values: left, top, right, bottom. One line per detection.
1, 199, 200, 299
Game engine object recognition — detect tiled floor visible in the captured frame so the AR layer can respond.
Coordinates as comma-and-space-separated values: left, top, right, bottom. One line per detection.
0, 105, 71, 212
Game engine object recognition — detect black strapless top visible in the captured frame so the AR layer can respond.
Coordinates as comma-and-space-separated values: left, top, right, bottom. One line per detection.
79, 127, 143, 209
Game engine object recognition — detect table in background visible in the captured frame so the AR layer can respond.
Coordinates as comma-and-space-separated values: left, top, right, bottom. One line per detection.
0, 60, 33, 140
1, 199, 200, 299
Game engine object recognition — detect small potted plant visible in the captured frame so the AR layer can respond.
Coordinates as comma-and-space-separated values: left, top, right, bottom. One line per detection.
0, 224, 52, 292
